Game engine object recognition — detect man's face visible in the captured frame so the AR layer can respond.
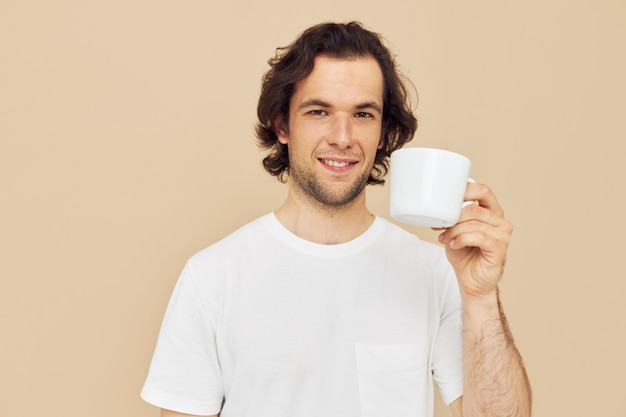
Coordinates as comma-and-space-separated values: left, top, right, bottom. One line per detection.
277, 54, 384, 208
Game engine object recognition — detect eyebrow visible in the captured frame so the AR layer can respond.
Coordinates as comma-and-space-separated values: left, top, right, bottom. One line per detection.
297, 99, 332, 111
297, 98, 383, 114
355, 101, 383, 115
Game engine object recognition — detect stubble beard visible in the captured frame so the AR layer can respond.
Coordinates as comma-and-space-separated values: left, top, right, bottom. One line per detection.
289, 162, 372, 208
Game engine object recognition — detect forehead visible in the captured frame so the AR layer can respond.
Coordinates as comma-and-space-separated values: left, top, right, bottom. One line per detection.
292, 55, 384, 105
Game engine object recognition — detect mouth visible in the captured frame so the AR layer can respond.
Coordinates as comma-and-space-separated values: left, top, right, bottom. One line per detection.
321, 159, 353, 168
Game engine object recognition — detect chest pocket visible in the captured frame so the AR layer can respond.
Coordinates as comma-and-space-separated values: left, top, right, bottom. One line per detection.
355, 341, 431, 417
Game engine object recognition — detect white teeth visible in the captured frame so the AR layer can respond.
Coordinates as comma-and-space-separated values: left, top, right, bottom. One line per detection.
324, 159, 350, 167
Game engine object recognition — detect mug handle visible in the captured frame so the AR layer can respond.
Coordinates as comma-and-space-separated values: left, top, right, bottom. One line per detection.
462, 178, 478, 207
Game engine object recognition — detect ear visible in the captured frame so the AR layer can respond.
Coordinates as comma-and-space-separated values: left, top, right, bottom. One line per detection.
274, 115, 289, 144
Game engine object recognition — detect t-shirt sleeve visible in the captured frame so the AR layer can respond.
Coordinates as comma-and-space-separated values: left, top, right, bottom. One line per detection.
431, 258, 464, 405
141, 261, 224, 415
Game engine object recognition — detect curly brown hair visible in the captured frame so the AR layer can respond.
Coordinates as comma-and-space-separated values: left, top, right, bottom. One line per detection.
255, 21, 418, 185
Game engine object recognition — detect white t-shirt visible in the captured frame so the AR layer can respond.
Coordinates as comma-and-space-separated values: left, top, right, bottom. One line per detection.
141, 213, 463, 417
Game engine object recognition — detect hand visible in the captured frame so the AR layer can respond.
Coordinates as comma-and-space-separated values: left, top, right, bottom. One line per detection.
434, 182, 513, 299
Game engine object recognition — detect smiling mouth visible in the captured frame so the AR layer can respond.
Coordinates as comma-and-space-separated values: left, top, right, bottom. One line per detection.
320, 159, 353, 168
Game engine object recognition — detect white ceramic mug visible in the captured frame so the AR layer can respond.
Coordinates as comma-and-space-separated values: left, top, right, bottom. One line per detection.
389, 147, 473, 228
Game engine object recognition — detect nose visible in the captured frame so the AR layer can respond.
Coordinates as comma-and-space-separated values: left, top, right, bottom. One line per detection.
328, 115, 354, 149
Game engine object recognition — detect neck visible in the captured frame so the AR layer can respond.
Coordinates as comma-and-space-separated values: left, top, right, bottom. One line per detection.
274, 189, 375, 245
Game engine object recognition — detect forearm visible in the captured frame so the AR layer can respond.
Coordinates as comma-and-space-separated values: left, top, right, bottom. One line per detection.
461, 289, 532, 417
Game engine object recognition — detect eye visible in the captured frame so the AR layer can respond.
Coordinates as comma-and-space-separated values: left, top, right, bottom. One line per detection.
308, 109, 327, 116
355, 111, 373, 118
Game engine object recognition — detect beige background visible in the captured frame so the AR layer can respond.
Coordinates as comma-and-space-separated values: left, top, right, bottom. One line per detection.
1, 0, 625, 416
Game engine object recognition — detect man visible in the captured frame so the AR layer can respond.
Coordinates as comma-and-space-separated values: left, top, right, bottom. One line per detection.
141, 21, 531, 417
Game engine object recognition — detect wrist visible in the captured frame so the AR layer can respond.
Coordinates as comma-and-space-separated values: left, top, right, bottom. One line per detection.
461, 288, 501, 320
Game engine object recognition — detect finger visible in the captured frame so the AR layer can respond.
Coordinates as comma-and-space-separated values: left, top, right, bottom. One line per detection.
439, 216, 512, 246
464, 182, 504, 217
432, 199, 504, 233
445, 228, 511, 252
456, 203, 509, 229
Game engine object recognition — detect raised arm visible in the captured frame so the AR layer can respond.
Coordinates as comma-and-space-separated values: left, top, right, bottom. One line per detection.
437, 182, 532, 417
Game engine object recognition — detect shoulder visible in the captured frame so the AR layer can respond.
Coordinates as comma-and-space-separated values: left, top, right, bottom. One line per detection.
178, 214, 275, 284
189, 214, 272, 261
